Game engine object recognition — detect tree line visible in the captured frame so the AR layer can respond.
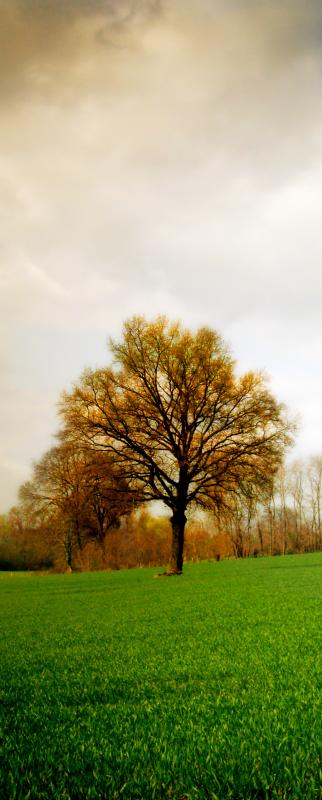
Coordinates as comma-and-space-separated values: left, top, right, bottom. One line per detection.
1, 456, 321, 572
2, 315, 319, 574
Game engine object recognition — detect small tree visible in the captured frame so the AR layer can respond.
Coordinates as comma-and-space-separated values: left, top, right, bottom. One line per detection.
307, 456, 322, 550
19, 441, 133, 569
60, 316, 294, 574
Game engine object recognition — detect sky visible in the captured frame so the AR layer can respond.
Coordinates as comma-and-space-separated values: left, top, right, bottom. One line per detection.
1, 0, 322, 511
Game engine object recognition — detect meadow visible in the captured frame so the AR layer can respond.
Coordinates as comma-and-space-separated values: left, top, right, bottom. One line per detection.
0, 554, 321, 800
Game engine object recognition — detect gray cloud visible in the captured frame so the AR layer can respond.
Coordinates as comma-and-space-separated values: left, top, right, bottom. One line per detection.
1, 0, 322, 107
0, 0, 162, 102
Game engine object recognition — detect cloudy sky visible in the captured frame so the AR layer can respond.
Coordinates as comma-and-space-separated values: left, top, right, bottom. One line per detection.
1, 0, 322, 510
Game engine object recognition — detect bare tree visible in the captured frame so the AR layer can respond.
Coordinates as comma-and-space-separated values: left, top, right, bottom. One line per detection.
273, 464, 289, 555
288, 459, 309, 552
307, 455, 322, 550
216, 494, 258, 558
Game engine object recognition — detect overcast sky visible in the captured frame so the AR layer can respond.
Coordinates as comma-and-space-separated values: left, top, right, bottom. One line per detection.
1, 0, 322, 510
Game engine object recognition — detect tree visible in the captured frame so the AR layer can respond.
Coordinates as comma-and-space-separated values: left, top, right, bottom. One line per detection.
288, 459, 309, 552
0, 506, 55, 571
220, 493, 257, 558
307, 455, 322, 550
19, 441, 133, 569
60, 316, 294, 574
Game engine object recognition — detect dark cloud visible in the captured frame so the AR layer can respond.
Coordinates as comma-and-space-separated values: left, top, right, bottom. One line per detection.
1, 0, 322, 114
5, 0, 162, 24
0, 0, 162, 101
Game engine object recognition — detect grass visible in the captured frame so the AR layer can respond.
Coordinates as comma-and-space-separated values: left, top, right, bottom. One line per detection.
0, 554, 321, 799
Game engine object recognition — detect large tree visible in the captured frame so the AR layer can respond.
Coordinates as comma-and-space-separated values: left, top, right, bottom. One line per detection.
60, 316, 294, 574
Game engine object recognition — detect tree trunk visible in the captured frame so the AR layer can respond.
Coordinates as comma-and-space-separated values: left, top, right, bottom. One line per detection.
64, 532, 73, 572
100, 536, 108, 569
168, 510, 186, 574
257, 522, 264, 555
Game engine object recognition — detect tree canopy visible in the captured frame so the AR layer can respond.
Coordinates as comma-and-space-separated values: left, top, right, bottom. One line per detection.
60, 316, 294, 573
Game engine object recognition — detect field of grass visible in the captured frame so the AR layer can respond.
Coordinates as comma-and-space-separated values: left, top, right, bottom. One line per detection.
0, 554, 321, 800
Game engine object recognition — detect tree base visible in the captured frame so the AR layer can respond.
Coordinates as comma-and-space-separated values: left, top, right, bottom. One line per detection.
154, 569, 183, 578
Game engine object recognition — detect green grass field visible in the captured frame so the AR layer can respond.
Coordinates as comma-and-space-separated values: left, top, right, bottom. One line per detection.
0, 554, 321, 800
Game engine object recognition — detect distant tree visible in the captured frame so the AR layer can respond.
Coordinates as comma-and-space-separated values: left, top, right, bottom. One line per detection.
219, 494, 257, 558
288, 459, 308, 552
59, 316, 294, 574
19, 442, 133, 569
307, 455, 322, 550
0, 506, 54, 570
184, 518, 219, 563
0, 513, 16, 569
117, 508, 171, 569
273, 464, 289, 555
